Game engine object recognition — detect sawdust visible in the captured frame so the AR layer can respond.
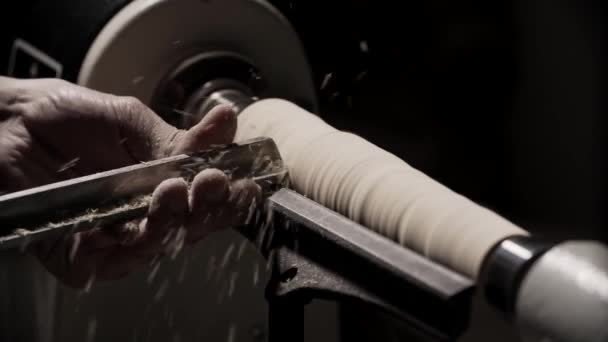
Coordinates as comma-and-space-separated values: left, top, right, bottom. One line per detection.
168, 227, 187, 259
252, 261, 260, 286
206, 255, 217, 281
360, 40, 369, 53
13, 228, 30, 236
57, 157, 80, 173
131, 76, 145, 84
154, 279, 170, 302
320, 72, 333, 90
147, 261, 161, 284
220, 243, 235, 270
227, 271, 238, 298
172, 108, 195, 117
236, 238, 249, 260
12, 195, 152, 238
178, 255, 189, 283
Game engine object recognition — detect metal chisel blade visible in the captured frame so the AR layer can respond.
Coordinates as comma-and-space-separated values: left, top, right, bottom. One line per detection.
0, 136, 288, 249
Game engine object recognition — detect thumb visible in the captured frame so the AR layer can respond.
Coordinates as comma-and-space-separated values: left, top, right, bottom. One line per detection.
117, 97, 236, 160
171, 104, 237, 155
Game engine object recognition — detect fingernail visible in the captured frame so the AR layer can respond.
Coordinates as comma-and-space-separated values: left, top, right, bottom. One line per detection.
233, 181, 260, 208
192, 169, 229, 203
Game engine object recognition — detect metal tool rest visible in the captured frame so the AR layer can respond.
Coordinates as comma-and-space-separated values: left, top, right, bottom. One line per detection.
246, 189, 475, 342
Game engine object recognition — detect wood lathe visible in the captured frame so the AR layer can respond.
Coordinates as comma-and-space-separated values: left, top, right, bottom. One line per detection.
1, 0, 607, 341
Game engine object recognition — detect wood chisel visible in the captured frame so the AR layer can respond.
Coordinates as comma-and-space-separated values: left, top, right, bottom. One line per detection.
0, 137, 288, 250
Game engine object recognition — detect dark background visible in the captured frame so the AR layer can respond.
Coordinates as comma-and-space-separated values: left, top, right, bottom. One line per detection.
268, 0, 606, 243
0, 0, 606, 341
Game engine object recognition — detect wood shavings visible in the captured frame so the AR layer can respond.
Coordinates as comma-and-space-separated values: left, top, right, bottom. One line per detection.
360, 40, 369, 53
13, 228, 30, 236
2, 195, 153, 250
39, 194, 152, 231
131, 76, 145, 84
57, 157, 80, 173
320, 73, 333, 90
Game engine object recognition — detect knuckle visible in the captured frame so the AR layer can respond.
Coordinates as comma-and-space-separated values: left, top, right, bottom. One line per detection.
112, 96, 153, 127
44, 78, 71, 89
1, 90, 33, 115
2, 101, 26, 117
15, 97, 55, 122
116, 95, 146, 114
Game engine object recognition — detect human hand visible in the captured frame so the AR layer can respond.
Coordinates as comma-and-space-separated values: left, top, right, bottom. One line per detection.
0, 76, 260, 288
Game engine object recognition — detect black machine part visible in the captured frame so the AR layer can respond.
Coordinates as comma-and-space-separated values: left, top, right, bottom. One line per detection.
481, 235, 554, 316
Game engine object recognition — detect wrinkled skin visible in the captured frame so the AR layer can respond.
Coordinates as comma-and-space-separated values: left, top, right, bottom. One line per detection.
0, 76, 260, 288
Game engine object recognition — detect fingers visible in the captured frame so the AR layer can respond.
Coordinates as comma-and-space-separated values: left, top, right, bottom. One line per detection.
129, 178, 189, 254
189, 169, 231, 215
94, 173, 255, 281
39, 172, 260, 288
185, 169, 230, 242
0, 76, 26, 106
172, 104, 237, 154
186, 172, 261, 244
225, 178, 262, 227
112, 95, 178, 162
117, 101, 237, 161
94, 178, 189, 280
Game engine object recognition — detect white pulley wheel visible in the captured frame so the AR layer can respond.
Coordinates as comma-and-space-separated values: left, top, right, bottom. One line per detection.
77, 0, 317, 112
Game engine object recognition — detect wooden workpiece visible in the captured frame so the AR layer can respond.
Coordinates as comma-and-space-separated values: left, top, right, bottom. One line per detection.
235, 99, 528, 278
